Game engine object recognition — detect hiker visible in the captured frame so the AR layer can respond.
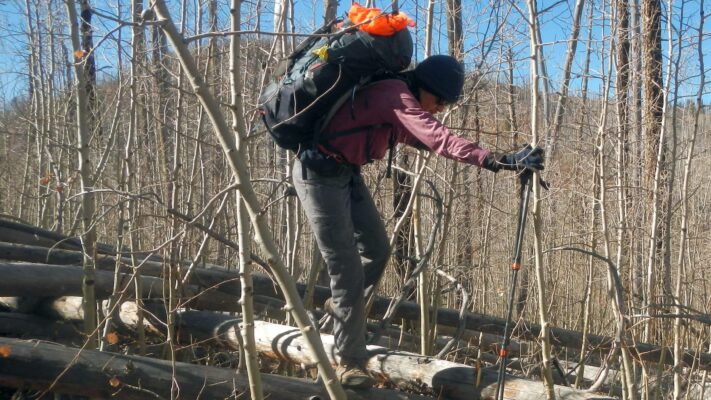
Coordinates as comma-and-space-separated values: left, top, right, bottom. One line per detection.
291, 55, 545, 389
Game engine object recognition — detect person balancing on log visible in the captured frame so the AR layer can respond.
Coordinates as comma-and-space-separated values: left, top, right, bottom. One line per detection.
293, 54, 545, 389
259, 6, 544, 389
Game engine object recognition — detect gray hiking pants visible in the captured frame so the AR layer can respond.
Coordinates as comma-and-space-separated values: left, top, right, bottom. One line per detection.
292, 158, 390, 365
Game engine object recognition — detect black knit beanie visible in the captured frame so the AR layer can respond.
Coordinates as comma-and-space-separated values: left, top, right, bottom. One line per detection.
414, 55, 464, 103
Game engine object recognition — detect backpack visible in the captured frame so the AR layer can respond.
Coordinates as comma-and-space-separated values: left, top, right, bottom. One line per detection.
258, 13, 413, 153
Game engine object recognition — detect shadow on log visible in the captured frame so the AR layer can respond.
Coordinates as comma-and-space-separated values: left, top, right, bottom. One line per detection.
0, 312, 81, 343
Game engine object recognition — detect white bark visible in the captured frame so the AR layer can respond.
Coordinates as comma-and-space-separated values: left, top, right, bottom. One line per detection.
547, 0, 586, 162
673, 1, 703, 398
230, 0, 264, 397
524, 0, 555, 397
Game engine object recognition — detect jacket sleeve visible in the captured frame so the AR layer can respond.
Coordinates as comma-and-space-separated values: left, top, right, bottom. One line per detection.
386, 97, 492, 168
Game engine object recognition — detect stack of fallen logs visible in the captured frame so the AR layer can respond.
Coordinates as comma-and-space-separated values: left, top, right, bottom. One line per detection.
0, 218, 705, 399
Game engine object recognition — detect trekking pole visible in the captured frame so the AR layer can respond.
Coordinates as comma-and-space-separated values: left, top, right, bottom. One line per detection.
495, 169, 534, 400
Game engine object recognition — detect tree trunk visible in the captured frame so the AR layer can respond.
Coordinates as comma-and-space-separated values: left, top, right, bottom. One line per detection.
445, 0, 463, 58
138, 309, 614, 400
641, 0, 665, 345
323, 0, 337, 24
64, 0, 98, 348
547, 0, 586, 162
0, 312, 81, 343
674, 4, 705, 397
524, 0, 555, 396
230, 0, 264, 396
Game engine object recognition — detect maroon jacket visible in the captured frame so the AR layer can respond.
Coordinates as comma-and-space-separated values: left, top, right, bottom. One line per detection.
321, 79, 491, 167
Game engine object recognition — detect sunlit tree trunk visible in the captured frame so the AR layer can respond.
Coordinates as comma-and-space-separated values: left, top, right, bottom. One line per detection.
45, 2, 65, 234
79, 0, 100, 137
641, 0, 665, 345
64, 0, 98, 348
151, 17, 170, 203
629, 0, 645, 315
33, 0, 50, 227
21, 0, 39, 224
615, 0, 631, 316
445, 0, 462, 59
597, 19, 638, 396
231, 1, 264, 397
525, 0, 555, 396
660, 0, 680, 330
548, 0, 585, 162
673, 7, 704, 399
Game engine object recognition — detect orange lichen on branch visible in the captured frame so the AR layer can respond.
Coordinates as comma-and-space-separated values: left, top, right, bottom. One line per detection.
40, 172, 53, 185
105, 332, 119, 345
73, 50, 87, 60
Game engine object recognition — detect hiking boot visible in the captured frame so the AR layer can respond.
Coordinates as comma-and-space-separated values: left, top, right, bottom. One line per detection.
336, 363, 375, 389
323, 297, 335, 314
318, 297, 335, 329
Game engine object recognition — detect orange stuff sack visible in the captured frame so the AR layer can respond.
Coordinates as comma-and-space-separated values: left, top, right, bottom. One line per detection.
348, 3, 415, 36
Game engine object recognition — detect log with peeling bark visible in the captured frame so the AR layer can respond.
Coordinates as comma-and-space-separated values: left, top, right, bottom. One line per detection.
2, 242, 710, 372
0, 242, 524, 356
172, 312, 613, 400
0, 301, 610, 396
67, 304, 608, 400
0, 337, 431, 400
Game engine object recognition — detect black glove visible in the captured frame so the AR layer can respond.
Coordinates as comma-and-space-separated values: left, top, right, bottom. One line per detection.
483, 145, 545, 173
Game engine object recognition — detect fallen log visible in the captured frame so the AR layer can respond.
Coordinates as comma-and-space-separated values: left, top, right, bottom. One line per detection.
7, 294, 592, 396
0, 242, 259, 301
2, 243, 710, 373
172, 310, 611, 400
368, 300, 711, 373
0, 262, 239, 312
0, 337, 430, 400
255, 322, 612, 400
0, 218, 156, 260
